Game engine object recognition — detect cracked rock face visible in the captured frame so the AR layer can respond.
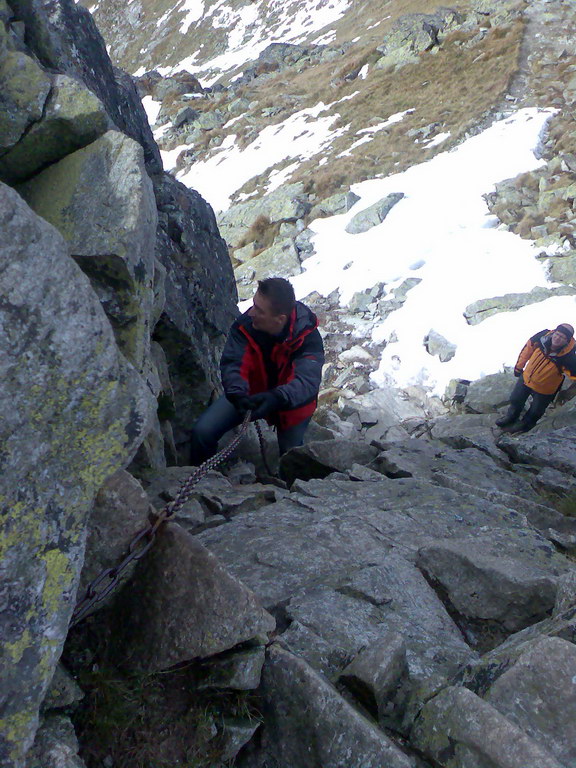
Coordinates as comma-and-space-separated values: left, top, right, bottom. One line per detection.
0, 182, 155, 767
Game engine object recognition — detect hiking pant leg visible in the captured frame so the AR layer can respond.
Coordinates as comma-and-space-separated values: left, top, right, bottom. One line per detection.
189, 395, 243, 465
507, 377, 532, 419
521, 390, 555, 428
277, 417, 312, 456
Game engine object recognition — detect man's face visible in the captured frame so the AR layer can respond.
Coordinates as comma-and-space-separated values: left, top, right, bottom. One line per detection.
551, 330, 570, 350
248, 290, 287, 335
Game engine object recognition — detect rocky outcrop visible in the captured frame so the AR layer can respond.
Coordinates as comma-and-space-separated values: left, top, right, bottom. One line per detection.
7, 0, 162, 172
152, 172, 237, 452
19, 129, 157, 371
0, 0, 239, 760
0, 73, 111, 184
0, 182, 154, 766
464, 285, 576, 324
2, 0, 237, 460
375, 8, 471, 70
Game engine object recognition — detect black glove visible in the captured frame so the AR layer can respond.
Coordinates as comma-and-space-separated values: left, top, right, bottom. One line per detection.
247, 391, 283, 420
513, 368, 522, 378
226, 393, 252, 415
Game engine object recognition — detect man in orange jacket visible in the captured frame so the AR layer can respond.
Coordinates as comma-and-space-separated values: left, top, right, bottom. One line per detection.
496, 323, 576, 433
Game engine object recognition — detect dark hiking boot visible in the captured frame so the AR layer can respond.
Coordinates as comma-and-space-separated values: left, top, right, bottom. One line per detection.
495, 413, 518, 428
507, 421, 535, 434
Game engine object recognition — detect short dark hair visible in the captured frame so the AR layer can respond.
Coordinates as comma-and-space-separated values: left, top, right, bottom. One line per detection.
258, 277, 296, 317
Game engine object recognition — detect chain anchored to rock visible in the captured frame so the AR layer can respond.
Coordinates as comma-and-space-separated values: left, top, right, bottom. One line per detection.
71, 411, 263, 628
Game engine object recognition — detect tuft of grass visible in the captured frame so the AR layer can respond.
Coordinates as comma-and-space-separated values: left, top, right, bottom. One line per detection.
72, 661, 261, 768
557, 492, 576, 519
236, 215, 279, 251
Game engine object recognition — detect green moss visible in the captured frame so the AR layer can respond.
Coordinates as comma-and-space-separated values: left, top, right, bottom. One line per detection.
0, 500, 43, 560
42, 550, 75, 616
3, 629, 33, 664
0, 709, 38, 762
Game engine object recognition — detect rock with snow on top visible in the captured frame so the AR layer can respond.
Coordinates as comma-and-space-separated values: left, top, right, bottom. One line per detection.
424, 329, 456, 362
464, 285, 576, 325
345, 193, 405, 234
338, 345, 374, 364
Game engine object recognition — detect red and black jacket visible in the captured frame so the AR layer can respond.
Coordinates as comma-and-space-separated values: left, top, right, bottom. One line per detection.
220, 301, 324, 430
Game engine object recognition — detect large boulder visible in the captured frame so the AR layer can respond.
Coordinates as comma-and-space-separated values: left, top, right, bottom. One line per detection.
19, 130, 157, 372
111, 523, 275, 672
217, 183, 311, 248
463, 370, 513, 413
0, 73, 111, 184
376, 9, 467, 69
235, 238, 301, 300
0, 182, 154, 767
279, 439, 379, 484
424, 329, 456, 362
0, 40, 51, 151
251, 644, 413, 768
411, 685, 563, 768
498, 425, 576, 475
416, 530, 567, 648
8, 0, 162, 172
344, 193, 404, 234
485, 636, 576, 766
152, 172, 238, 455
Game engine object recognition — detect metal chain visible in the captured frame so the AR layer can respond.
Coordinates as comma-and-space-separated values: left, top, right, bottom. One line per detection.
70, 411, 253, 628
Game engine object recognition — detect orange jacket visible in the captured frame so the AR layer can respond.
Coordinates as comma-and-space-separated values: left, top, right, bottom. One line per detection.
515, 329, 576, 395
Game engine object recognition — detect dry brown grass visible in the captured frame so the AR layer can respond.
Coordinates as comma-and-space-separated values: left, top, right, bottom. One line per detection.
283, 20, 525, 198
236, 214, 279, 250
331, 0, 488, 46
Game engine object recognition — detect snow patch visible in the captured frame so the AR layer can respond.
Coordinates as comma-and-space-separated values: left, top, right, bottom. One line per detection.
179, 0, 204, 33
283, 108, 561, 395
179, 100, 349, 211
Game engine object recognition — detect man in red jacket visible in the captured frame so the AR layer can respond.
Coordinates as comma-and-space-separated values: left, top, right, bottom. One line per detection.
189, 277, 324, 465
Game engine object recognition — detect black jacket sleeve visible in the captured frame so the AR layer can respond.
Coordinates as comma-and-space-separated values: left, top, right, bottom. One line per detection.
275, 328, 324, 409
220, 323, 250, 399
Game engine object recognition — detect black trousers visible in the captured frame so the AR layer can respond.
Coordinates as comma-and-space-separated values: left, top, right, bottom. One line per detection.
189, 395, 311, 466
507, 377, 555, 427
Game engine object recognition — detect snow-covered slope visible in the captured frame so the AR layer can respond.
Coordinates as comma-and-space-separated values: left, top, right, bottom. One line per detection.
91, 0, 576, 401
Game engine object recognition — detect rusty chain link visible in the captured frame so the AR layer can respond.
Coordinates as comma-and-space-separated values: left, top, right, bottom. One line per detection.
71, 411, 257, 628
